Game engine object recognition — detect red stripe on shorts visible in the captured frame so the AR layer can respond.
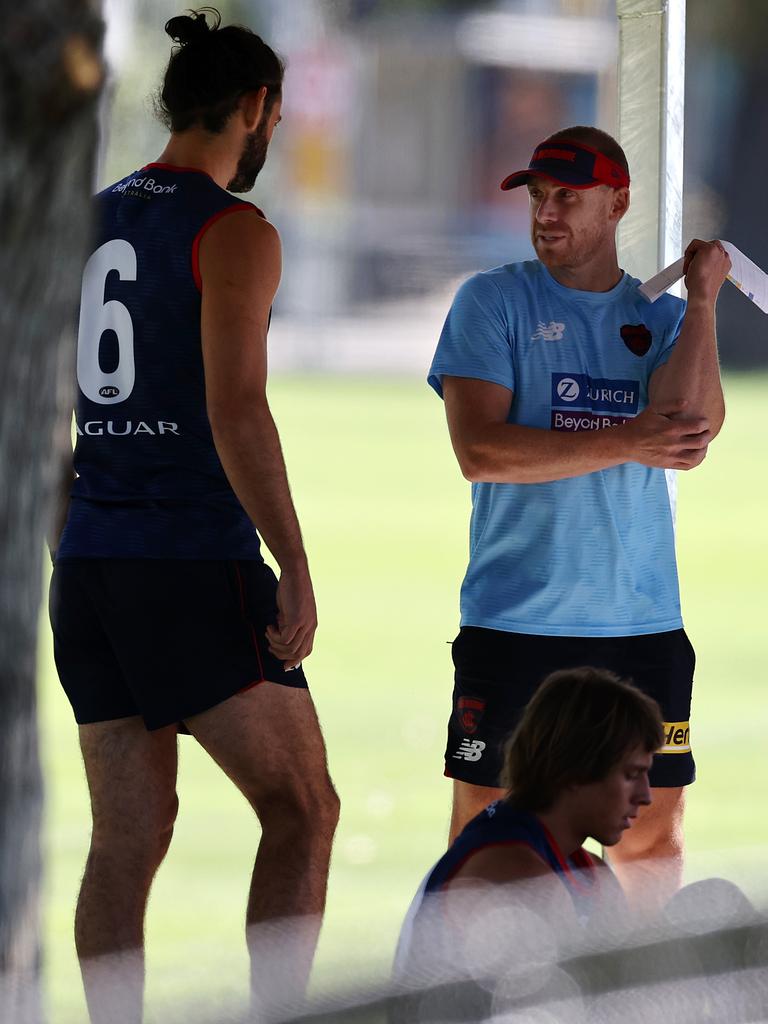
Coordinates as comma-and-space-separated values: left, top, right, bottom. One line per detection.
233, 562, 267, 689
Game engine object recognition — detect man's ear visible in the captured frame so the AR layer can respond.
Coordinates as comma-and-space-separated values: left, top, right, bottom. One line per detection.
611, 186, 630, 223
240, 86, 267, 131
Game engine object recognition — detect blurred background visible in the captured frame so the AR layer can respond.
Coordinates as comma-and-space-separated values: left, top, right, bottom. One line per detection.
98, 0, 768, 371
39, 1, 768, 1021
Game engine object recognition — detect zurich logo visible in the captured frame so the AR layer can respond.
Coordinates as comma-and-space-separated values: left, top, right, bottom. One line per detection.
556, 377, 580, 402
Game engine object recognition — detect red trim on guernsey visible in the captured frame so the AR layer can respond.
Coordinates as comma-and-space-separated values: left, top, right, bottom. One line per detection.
441, 839, 539, 888
233, 562, 267, 687
140, 165, 270, 212
191, 205, 255, 292
141, 162, 215, 178
538, 821, 596, 894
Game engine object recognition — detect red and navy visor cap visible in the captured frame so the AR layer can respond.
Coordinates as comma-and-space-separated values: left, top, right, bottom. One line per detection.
500, 139, 630, 191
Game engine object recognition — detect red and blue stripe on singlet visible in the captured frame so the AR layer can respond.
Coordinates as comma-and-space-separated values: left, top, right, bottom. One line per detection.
425, 800, 599, 918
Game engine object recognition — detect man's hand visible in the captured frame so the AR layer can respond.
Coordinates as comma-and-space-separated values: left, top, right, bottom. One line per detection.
266, 562, 318, 670
683, 239, 731, 303
622, 399, 712, 470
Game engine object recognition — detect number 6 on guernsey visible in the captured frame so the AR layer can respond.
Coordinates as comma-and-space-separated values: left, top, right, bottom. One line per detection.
77, 238, 137, 405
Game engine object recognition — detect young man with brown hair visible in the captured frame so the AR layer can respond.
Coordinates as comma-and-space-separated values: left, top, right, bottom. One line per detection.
396, 667, 663, 971
429, 125, 730, 906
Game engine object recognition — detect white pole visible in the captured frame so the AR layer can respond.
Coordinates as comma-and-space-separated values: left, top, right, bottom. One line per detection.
616, 0, 686, 287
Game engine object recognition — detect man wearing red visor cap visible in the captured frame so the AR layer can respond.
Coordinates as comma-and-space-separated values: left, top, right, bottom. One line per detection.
427, 125, 731, 910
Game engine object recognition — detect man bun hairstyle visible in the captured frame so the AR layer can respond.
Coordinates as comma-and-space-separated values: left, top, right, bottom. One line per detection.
158, 7, 284, 134
165, 7, 214, 45
502, 667, 663, 813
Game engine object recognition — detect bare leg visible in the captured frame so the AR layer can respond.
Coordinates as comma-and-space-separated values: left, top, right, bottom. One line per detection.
607, 786, 685, 913
76, 719, 178, 1024
184, 683, 339, 1018
449, 780, 504, 845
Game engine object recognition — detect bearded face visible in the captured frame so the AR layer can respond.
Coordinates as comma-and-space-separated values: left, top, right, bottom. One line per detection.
227, 113, 270, 193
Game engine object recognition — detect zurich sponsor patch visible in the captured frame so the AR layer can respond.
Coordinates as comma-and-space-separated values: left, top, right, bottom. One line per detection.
551, 372, 639, 415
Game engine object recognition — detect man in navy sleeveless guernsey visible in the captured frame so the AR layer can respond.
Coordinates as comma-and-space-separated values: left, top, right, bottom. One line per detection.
430, 126, 731, 908
395, 668, 663, 984
49, 9, 339, 1021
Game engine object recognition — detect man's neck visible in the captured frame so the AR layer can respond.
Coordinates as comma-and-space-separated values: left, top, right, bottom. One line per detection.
535, 805, 587, 860
155, 132, 236, 190
545, 254, 623, 293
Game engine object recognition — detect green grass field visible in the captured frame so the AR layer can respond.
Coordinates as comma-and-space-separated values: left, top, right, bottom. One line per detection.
38, 372, 768, 1022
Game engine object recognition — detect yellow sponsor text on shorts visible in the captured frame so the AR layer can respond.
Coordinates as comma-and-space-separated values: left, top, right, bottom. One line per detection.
660, 721, 691, 754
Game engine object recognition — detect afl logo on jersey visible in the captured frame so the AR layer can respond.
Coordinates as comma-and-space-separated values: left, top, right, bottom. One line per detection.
99, 386, 120, 398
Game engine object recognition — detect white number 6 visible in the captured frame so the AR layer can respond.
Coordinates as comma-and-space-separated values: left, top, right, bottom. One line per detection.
77, 238, 137, 405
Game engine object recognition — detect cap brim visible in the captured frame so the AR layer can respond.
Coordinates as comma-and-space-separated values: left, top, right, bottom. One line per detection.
499, 169, 533, 190
500, 170, 603, 191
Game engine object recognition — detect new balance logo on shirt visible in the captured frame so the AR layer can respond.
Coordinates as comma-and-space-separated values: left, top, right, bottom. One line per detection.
531, 321, 566, 341
453, 739, 486, 762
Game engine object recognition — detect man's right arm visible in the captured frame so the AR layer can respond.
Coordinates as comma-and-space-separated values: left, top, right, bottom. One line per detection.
443, 376, 712, 484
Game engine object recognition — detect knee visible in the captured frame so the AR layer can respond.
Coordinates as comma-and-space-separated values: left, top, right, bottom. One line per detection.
256, 776, 340, 847
617, 815, 684, 862
91, 793, 179, 875
154, 794, 179, 861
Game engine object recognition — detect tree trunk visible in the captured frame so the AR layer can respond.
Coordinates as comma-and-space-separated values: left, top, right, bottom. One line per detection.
0, 3, 104, 1020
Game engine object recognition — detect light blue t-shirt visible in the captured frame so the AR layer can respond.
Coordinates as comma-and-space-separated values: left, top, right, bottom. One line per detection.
428, 260, 686, 637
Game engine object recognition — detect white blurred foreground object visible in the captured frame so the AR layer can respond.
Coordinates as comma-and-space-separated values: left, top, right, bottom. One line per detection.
639, 241, 768, 314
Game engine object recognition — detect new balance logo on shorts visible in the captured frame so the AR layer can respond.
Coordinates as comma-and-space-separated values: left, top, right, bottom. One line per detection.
453, 739, 486, 762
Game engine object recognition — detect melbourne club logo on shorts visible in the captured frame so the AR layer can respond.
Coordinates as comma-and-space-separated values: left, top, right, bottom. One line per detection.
456, 696, 486, 735
531, 321, 566, 341
550, 371, 639, 432
453, 739, 486, 762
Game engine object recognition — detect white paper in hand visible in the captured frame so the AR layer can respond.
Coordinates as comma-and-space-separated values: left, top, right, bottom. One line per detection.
639, 241, 768, 314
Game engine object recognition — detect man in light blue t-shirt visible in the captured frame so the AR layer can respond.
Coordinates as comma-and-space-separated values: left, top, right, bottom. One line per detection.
429, 125, 731, 908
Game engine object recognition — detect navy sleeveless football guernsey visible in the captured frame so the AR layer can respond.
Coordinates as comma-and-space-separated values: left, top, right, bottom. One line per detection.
58, 164, 264, 560
395, 800, 600, 974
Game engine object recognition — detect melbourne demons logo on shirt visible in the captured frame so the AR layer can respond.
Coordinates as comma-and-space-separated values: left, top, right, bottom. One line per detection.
551, 372, 639, 432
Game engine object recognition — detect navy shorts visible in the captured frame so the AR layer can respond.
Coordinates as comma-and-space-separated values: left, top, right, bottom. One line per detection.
446, 626, 695, 789
50, 558, 308, 730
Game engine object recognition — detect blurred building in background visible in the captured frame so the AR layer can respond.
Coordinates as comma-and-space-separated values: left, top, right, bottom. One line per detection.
101, 0, 767, 370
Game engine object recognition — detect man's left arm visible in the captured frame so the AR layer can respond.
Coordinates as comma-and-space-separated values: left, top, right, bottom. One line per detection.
648, 239, 731, 440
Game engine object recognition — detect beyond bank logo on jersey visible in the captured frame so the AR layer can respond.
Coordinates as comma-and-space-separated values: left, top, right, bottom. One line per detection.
551, 372, 639, 432
112, 176, 178, 196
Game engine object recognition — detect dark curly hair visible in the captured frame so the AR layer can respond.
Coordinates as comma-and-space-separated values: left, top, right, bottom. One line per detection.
157, 7, 284, 134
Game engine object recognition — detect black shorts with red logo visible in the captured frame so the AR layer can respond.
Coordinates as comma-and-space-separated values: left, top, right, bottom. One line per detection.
50, 558, 308, 731
445, 625, 695, 789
